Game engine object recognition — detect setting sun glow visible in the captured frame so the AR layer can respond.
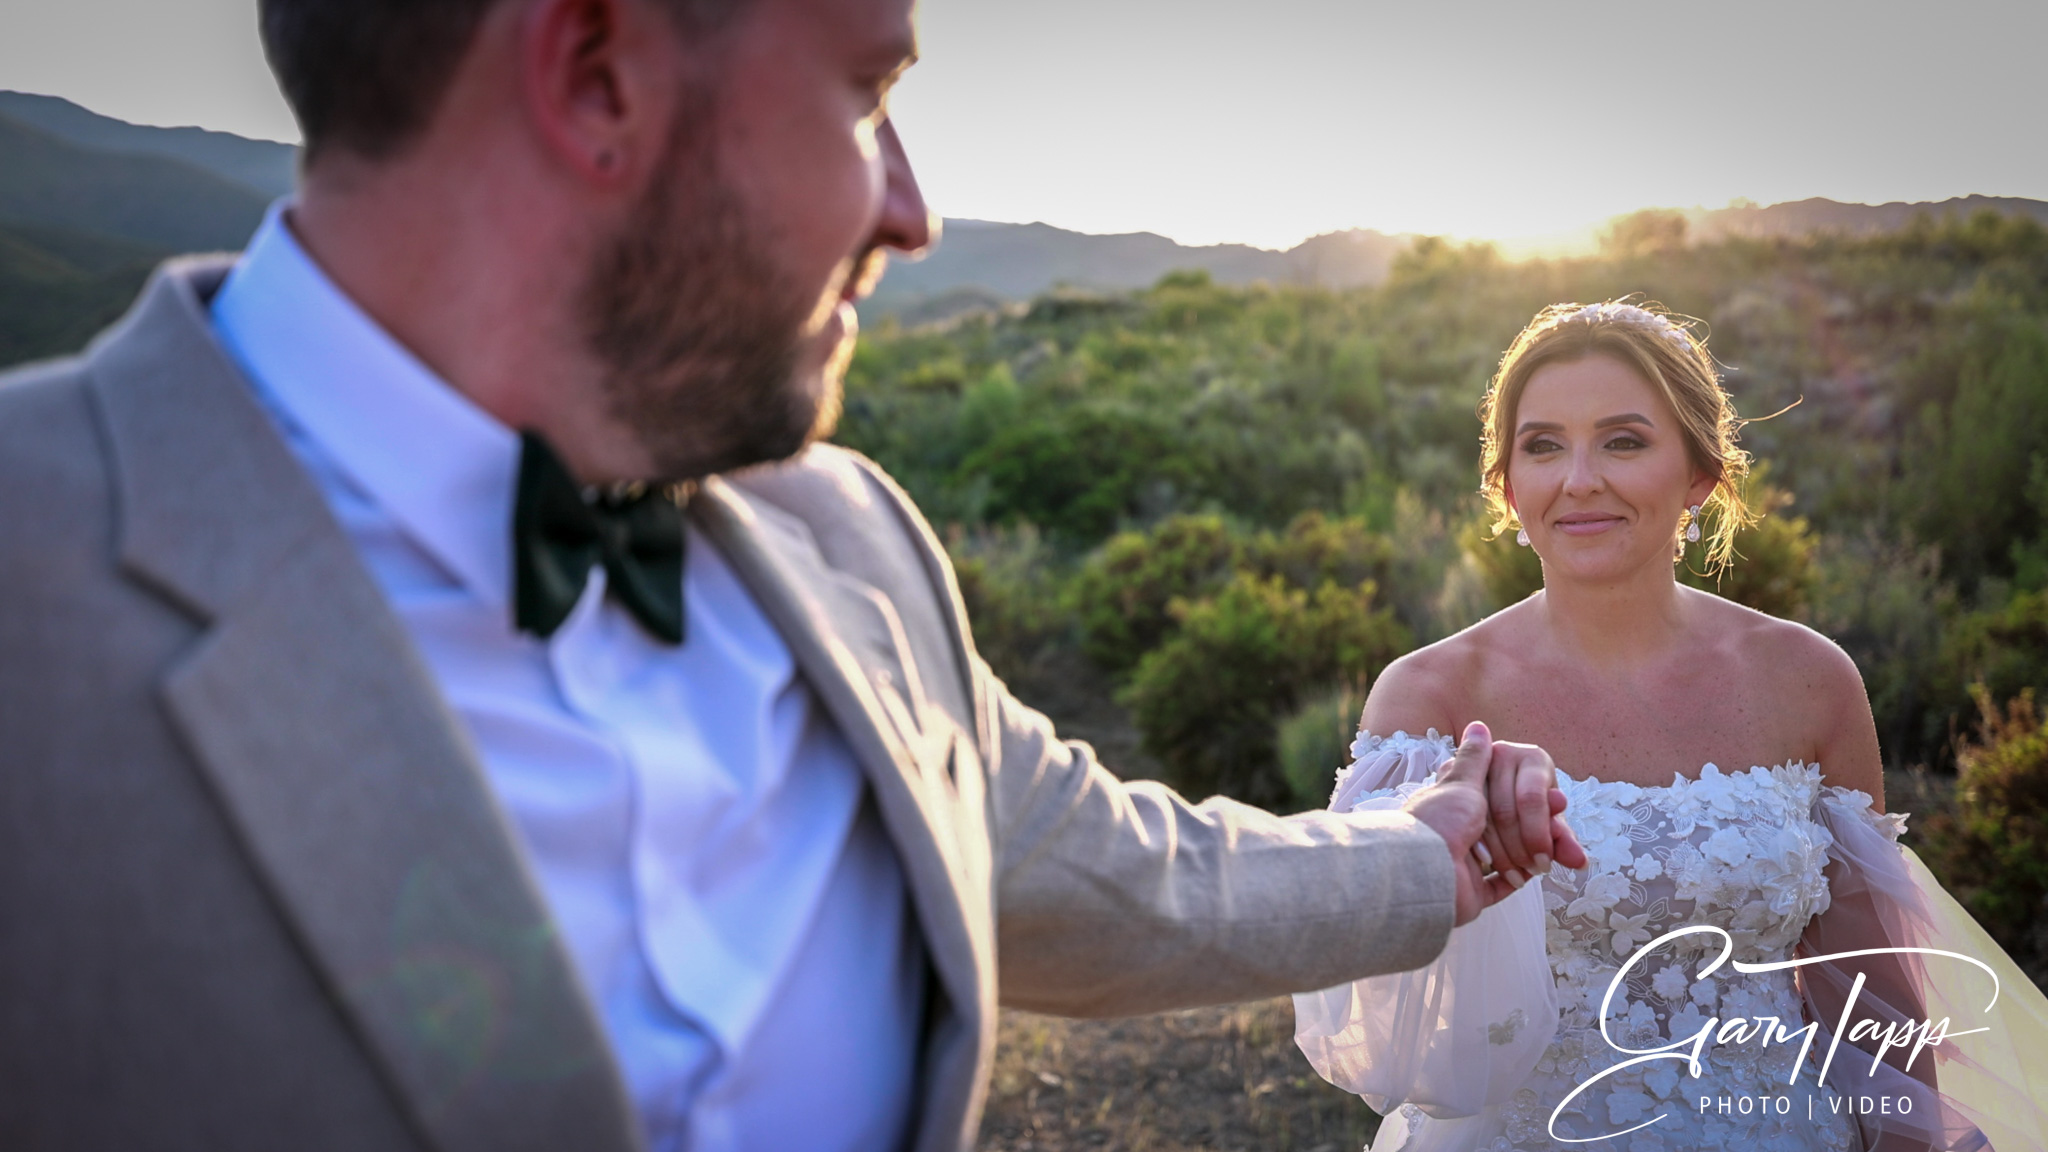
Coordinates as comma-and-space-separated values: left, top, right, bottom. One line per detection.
889, 0, 2046, 251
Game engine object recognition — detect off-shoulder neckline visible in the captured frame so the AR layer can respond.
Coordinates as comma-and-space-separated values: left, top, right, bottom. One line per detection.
1560, 761, 1814, 795
1358, 729, 1819, 794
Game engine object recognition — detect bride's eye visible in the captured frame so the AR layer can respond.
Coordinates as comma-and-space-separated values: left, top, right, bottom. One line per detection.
1605, 433, 1647, 450
1521, 436, 1562, 455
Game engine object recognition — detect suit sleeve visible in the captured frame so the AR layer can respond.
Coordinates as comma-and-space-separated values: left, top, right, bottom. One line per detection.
976, 653, 1456, 1017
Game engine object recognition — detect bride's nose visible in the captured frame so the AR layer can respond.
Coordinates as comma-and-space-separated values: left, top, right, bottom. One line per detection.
1562, 447, 1605, 496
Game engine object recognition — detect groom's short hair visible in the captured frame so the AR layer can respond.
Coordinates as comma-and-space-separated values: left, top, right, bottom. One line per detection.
261, 0, 749, 164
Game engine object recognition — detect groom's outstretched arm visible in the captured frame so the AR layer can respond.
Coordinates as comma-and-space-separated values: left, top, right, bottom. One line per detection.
984, 661, 1460, 1018
741, 446, 1573, 1018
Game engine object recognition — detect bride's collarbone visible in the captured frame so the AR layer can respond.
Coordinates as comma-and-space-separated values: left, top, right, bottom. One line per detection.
1480, 702, 1812, 787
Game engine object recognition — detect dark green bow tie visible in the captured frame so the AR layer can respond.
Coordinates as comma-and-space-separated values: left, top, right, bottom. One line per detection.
512, 431, 687, 645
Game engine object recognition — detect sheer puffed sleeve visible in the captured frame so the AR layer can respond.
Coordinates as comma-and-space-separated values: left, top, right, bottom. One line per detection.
1293, 730, 1559, 1141
1800, 787, 2048, 1151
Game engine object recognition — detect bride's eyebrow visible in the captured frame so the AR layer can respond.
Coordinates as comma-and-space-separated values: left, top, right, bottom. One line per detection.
1515, 414, 1656, 435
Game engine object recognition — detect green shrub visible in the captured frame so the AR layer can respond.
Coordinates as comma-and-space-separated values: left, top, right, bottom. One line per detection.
1678, 483, 1816, 618
1941, 589, 2048, 706
1898, 307, 2048, 587
1069, 514, 1243, 674
947, 524, 1071, 691
1459, 515, 1543, 610
1071, 510, 1410, 678
958, 403, 1200, 542
1248, 510, 1400, 595
1917, 688, 2048, 983
1275, 685, 1367, 812
1121, 573, 1409, 807
1917, 587, 2048, 769
1806, 534, 1957, 769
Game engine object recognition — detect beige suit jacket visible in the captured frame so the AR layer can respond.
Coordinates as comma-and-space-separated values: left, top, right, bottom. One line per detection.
0, 256, 1455, 1151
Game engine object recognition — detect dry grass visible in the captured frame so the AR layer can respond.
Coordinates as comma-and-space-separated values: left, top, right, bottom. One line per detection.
976, 998, 1380, 1152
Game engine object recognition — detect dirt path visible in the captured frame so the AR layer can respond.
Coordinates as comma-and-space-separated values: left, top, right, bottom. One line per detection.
976, 998, 1381, 1152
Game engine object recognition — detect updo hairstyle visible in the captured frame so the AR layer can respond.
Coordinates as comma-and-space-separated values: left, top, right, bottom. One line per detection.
1477, 301, 1759, 574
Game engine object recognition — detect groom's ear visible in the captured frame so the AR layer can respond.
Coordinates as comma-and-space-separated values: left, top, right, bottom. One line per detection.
518, 0, 698, 190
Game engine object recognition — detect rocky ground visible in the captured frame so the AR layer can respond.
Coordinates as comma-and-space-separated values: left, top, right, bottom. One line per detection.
976, 998, 1380, 1152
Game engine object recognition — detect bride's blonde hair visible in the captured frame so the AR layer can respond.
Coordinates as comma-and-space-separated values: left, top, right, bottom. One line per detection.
1478, 300, 1759, 574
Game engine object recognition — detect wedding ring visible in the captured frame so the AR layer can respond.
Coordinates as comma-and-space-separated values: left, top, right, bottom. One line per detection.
1470, 841, 1494, 874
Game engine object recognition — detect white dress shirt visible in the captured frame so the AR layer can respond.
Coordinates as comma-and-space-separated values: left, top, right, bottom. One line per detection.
211, 205, 927, 1152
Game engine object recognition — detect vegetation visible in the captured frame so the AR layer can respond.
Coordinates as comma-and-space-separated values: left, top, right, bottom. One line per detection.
838, 210, 2048, 812
1918, 688, 2048, 983
1121, 571, 1405, 808
1276, 686, 1369, 810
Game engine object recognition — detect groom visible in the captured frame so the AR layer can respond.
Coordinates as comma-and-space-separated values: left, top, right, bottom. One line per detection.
0, 0, 1583, 1149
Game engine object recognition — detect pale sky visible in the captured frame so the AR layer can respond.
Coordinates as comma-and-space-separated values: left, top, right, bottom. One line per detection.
3, 0, 2042, 250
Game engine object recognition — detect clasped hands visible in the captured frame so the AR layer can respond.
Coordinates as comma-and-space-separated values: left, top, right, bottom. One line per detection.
1402, 720, 1588, 926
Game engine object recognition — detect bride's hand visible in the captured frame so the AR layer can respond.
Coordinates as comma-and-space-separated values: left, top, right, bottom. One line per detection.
1476, 724, 1587, 879
1402, 721, 1587, 925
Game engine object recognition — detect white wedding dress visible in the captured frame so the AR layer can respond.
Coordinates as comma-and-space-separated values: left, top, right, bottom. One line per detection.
1294, 731, 2048, 1152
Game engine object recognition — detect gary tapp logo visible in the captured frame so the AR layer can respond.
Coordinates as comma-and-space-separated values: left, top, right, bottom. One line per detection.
1549, 924, 1999, 1143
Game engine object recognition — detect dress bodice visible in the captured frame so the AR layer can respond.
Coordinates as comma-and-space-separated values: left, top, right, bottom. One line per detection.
1335, 732, 1905, 1152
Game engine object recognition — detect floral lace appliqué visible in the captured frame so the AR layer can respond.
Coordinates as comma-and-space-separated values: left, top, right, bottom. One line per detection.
1337, 737, 1898, 1152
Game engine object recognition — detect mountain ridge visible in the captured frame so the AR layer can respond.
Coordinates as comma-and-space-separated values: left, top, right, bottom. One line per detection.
0, 90, 298, 200
4, 89, 2048, 347
0, 111, 270, 253
865, 220, 1412, 324
1693, 194, 2048, 239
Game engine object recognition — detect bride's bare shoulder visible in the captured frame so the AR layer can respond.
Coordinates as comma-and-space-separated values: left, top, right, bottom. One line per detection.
1361, 601, 1536, 736
1690, 590, 1862, 688
1687, 590, 1882, 790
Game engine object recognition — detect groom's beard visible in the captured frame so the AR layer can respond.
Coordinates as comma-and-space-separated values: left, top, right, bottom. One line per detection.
575, 91, 825, 483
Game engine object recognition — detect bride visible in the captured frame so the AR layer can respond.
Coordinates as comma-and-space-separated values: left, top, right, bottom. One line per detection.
1294, 302, 2048, 1151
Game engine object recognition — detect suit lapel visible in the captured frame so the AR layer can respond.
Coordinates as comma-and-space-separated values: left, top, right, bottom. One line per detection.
88, 260, 642, 1152
690, 477, 987, 1031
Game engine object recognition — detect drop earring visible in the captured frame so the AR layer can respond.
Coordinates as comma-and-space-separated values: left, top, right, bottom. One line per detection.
1684, 504, 1702, 543
1516, 526, 1530, 547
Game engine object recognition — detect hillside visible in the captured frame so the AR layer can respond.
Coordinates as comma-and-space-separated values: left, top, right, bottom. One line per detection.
3, 89, 2048, 368
865, 220, 1408, 323
0, 220, 164, 366
0, 91, 298, 200
0, 112, 269, 252
869, 198, 2048, 324
1695, 195, 2048, 240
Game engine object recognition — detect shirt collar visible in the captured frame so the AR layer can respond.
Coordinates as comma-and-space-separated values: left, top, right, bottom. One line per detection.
211, 201, 520, 606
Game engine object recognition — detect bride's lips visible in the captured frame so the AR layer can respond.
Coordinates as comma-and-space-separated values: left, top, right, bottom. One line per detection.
1553, 513, 1626, 536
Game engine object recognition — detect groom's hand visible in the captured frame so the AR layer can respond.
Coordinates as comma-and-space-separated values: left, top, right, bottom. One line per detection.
1402, 721, 1586, 926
